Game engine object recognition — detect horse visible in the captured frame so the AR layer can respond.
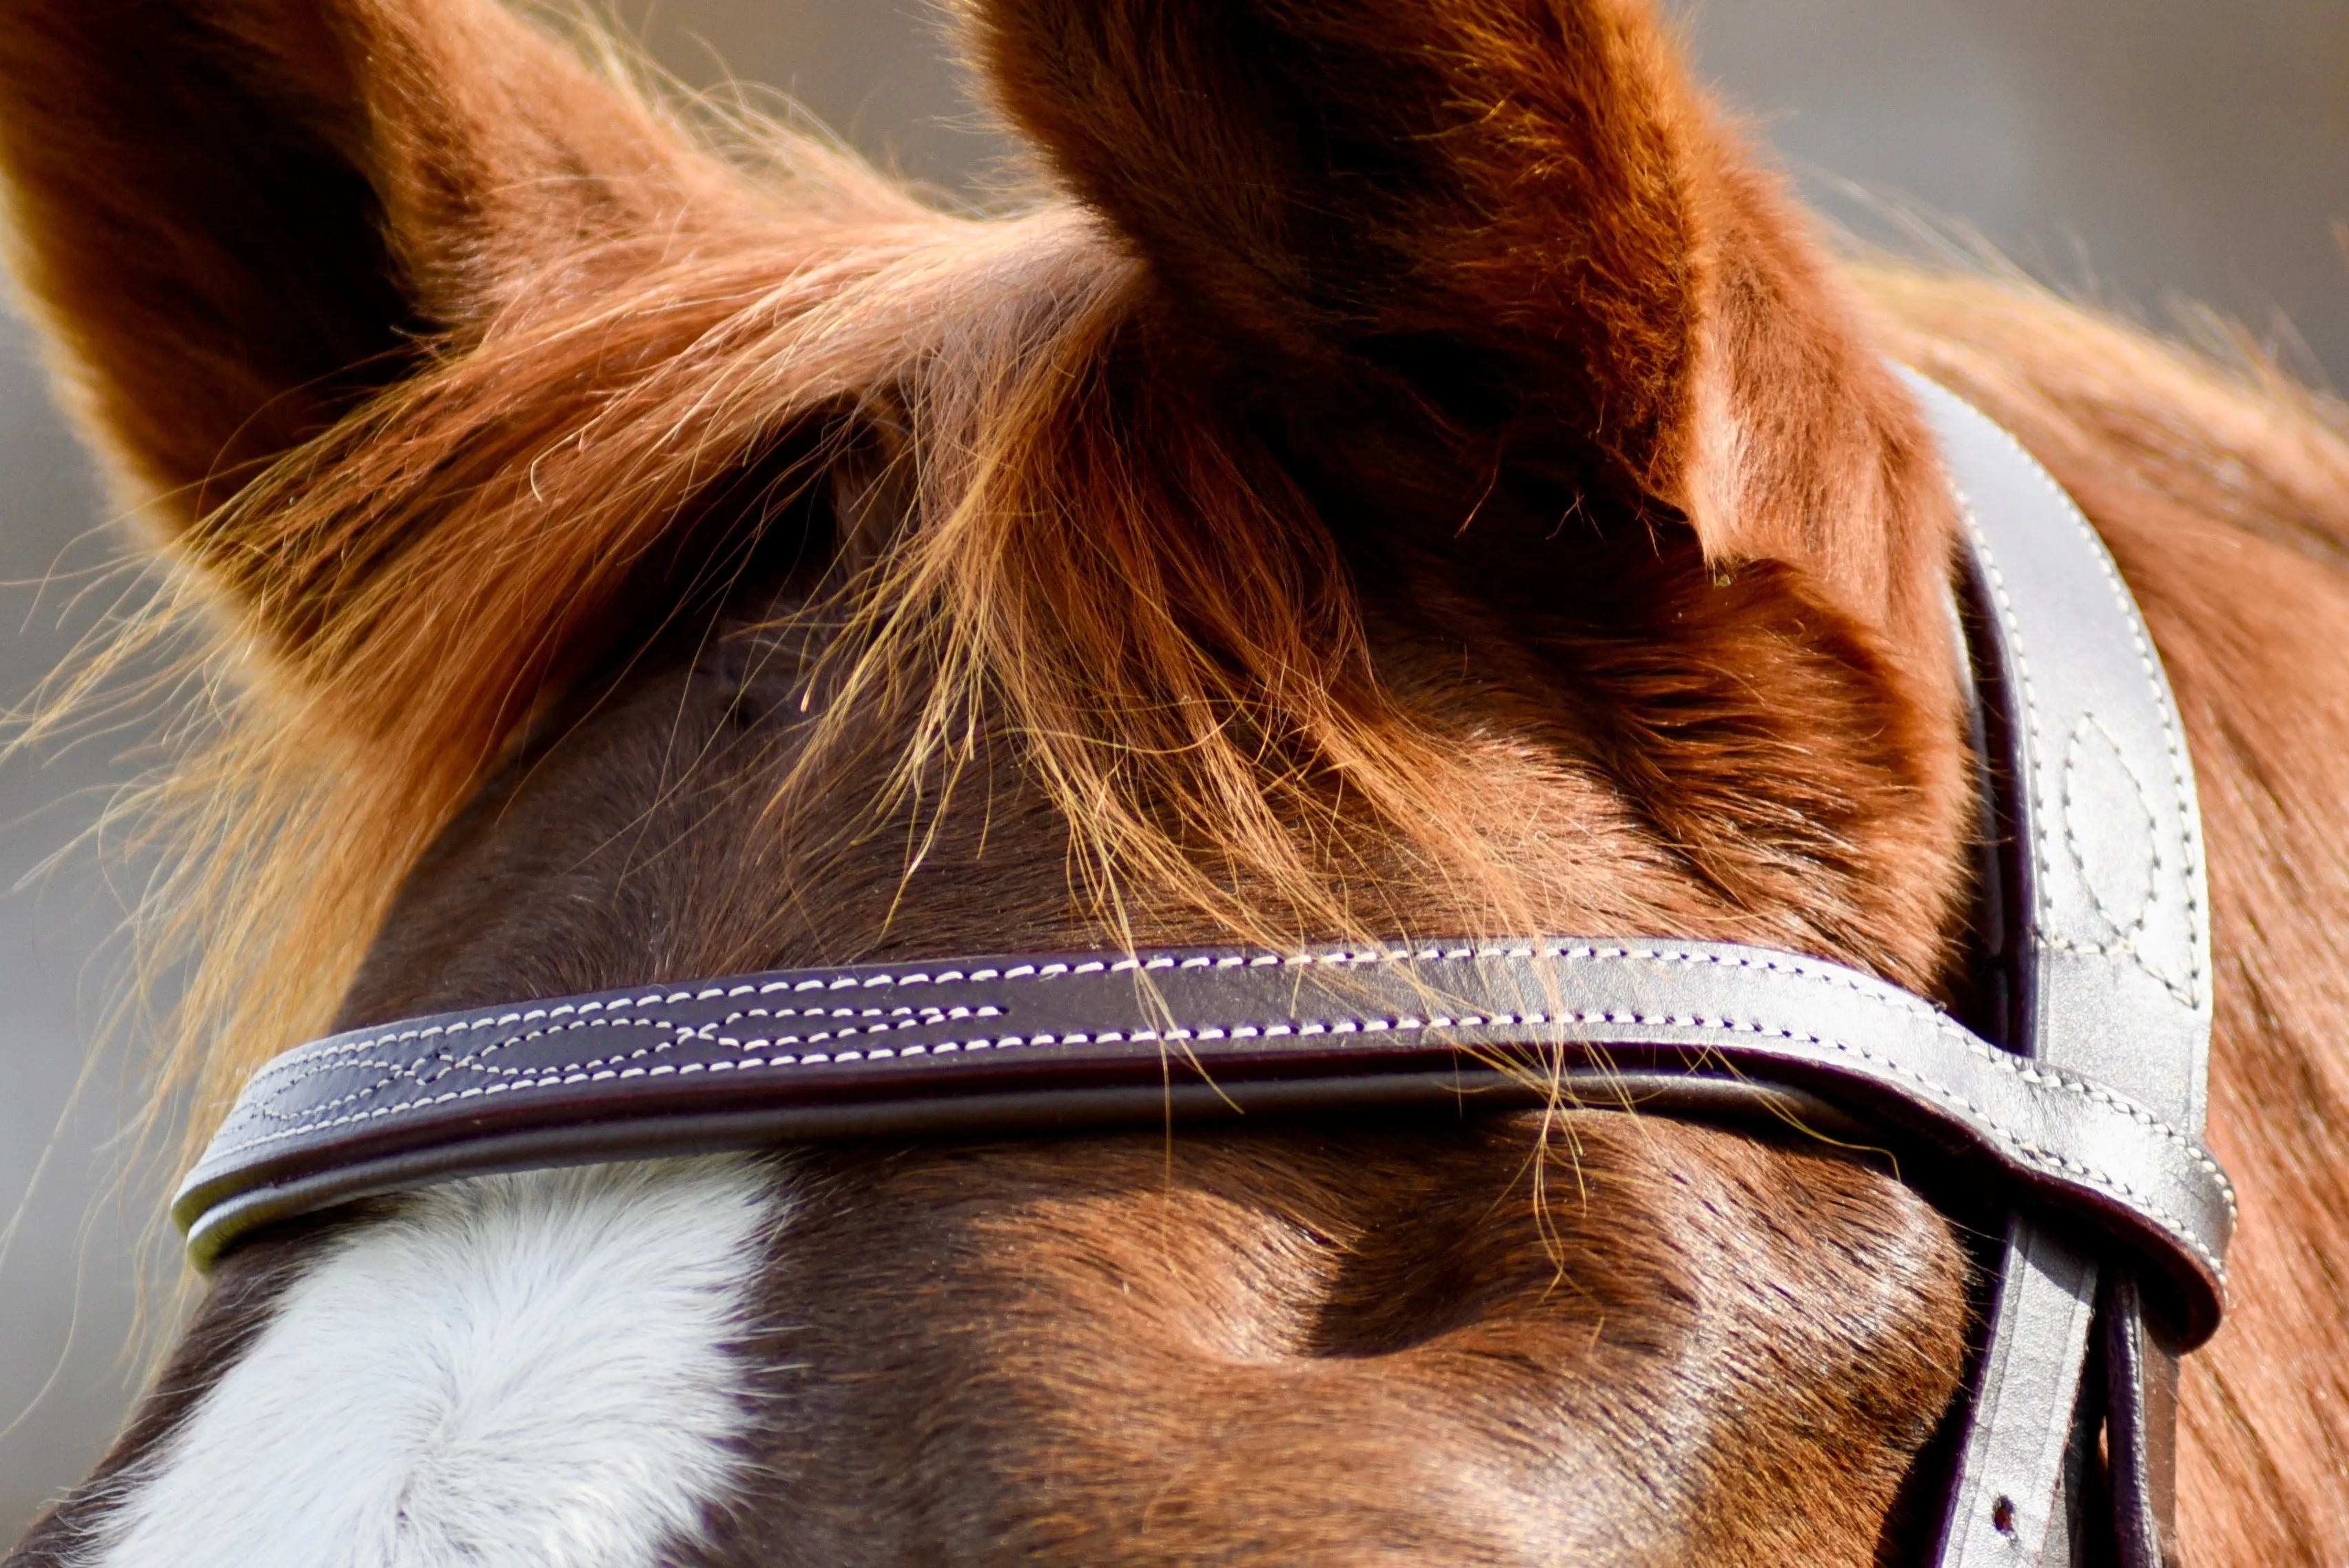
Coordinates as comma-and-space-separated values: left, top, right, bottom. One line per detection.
3, 0, 2347, 1562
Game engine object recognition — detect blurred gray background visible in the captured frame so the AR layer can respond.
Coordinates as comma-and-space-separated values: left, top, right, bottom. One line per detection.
5, 0, 2346, 1536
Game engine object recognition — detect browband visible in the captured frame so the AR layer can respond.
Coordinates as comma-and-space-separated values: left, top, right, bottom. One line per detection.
174, 936, 2230, 1343
175, 371, 2222, 1567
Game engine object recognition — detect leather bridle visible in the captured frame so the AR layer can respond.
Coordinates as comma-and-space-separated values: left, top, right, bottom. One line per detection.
175, 373, 2224, 1568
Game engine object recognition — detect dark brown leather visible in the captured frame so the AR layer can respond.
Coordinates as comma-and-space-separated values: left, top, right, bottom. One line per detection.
2103, 1273, 2182, 1568
176, 936, 2232, 1341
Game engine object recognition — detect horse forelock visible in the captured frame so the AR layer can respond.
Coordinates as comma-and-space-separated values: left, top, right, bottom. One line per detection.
121, 185, 1114, 1142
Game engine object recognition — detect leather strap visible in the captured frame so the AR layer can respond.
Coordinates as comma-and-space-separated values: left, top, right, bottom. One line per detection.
175, 936, 2233, 1339
2104, 1273, 2182, 1567
1907, 372, 2212, 1567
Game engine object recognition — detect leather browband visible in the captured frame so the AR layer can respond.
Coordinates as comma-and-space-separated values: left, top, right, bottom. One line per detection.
174, 938, 2231, 1341
175, 373, 2222, 1568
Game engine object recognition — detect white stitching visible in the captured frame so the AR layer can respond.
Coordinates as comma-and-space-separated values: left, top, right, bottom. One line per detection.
236, 1007, 1012, 1125
247, 942, 1942, 1079
199, 944, 2236, 1255
2060, 714, 2159, 940
197, 1000, 2232, 1283
1953, 431, 2206, 1009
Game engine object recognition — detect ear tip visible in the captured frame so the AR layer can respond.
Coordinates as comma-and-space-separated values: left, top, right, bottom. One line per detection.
0, 0, 776, 540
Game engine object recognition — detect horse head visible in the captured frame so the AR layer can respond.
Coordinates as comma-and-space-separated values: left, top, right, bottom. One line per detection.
6, 1, 2342, 1562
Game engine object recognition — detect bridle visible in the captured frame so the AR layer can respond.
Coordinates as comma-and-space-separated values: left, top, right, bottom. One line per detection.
174, 372, 2224, 1568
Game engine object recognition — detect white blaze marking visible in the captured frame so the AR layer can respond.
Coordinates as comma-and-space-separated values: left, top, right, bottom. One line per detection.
96, 1157, 778, 1568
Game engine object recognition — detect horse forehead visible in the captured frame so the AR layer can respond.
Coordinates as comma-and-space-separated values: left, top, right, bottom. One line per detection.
92, 1159, 781, 1568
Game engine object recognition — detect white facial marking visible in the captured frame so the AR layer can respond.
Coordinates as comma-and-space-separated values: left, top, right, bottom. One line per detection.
96, 1157, 779, 1568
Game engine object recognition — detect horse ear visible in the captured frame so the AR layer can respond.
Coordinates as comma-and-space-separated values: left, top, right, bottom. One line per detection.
967, 0, 1947, 635
0, 0, 740, 523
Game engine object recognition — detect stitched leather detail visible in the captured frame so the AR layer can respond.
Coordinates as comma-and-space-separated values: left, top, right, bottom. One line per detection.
205, 942, 2236, 1222
2062, 716, 2160, 942
216, 1005, 2235, 1283
178, 936, 2234, 1345
1907, 370, 2217, 1567
256, 943, 1924, 1073
1953, 437, 2208, 1020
